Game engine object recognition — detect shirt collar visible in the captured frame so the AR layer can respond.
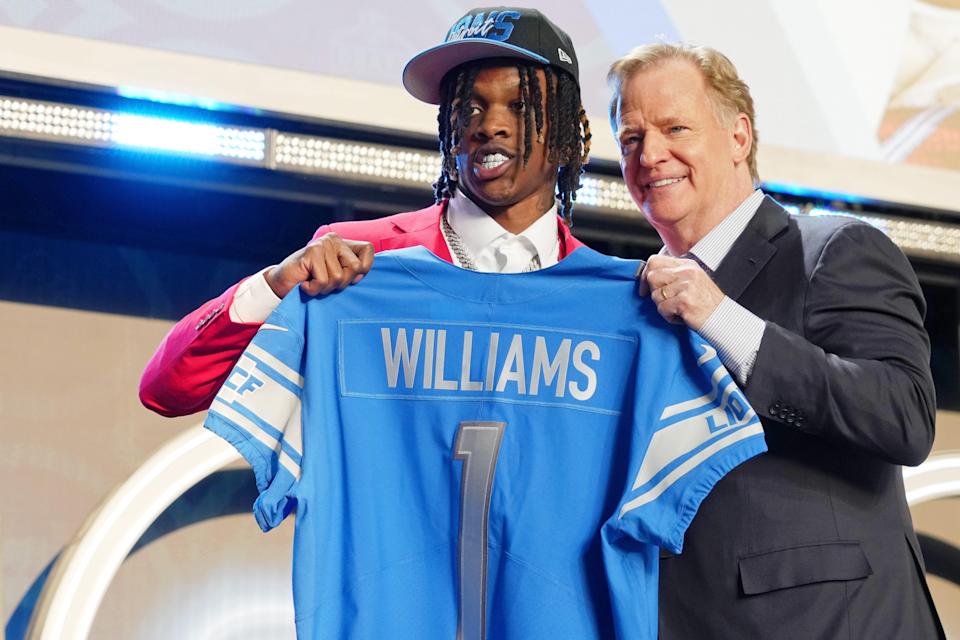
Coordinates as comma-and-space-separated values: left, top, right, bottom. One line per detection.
447, 189, 560, 262
663, 189, 764, 271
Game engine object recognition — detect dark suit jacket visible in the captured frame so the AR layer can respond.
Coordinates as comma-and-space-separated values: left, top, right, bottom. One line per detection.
658, 197, 944, 639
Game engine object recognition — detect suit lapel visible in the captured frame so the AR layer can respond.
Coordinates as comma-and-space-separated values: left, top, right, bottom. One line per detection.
379, 202, 454, 262
558, 218, 585, 258
713, 196, 789, 301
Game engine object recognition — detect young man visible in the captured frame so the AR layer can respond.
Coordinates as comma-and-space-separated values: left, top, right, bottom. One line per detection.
140, 7, 592, 416
608, 43, 944, 638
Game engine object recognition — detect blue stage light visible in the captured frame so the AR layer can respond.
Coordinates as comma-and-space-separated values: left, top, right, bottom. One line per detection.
0, 97, 266, 163
762, 181, 869, 206
110, 113, 265, 161
3, 95, 960, 261
116, 86, 236, 113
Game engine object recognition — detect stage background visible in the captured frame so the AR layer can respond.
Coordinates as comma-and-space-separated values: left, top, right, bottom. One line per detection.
1, 0, 959, 637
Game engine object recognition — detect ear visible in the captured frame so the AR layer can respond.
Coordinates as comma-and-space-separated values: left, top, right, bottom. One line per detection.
731, 112, 752, 165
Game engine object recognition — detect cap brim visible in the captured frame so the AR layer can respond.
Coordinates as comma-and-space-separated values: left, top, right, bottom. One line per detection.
402, 39, 549, 104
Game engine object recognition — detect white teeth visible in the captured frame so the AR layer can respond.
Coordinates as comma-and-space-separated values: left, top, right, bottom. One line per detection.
479, 153, 509, 169
649, 177, 685, 188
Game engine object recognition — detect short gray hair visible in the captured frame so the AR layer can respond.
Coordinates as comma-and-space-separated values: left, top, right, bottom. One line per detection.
608, 43, 759, 183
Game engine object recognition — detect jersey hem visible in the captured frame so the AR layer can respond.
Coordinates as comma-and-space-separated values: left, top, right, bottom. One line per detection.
666, 436, 767, 554
203, 413, 277, 525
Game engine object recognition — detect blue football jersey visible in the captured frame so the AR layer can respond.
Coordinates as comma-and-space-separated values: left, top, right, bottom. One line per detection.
204, 245, 765, 639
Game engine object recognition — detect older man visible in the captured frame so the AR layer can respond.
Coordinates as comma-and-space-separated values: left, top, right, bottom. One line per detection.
608, 44, 943, 639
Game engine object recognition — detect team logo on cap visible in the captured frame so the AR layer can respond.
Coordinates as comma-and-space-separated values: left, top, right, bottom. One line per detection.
446, 10, 521, 42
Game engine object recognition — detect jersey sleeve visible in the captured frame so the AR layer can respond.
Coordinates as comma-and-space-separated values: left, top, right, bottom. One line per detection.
609, 329, 767, 554
203, 294, 307, 532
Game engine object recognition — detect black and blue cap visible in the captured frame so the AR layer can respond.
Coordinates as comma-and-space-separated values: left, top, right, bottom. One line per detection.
402, 7, 580, 104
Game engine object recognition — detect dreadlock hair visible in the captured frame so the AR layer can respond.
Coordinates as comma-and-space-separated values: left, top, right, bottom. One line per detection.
433, 62, 592, 225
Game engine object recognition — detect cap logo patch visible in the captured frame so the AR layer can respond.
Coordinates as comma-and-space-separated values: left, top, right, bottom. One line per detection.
446, 10, 520, 43
558, 48, 572, 64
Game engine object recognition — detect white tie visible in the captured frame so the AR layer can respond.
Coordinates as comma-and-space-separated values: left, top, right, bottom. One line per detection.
495, 237, 535, 273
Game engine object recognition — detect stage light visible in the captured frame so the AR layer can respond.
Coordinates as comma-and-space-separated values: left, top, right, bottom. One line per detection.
1, 98, 111, 143
3, 94, 960, 261
576, 176, 639, 212
782, 205, 960, 260
0, 97, 266, 163
274, 134, 440, 186
111, 114, 265, 160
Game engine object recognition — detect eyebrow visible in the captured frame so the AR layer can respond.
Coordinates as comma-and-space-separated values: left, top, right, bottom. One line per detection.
657, 116, 685, 127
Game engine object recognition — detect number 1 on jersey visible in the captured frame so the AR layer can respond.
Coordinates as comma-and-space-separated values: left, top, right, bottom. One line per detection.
453, 421, 506, 640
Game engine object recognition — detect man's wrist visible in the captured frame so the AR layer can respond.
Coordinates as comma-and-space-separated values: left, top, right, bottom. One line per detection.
229, 266, 282, 324
698, 297, 765, 384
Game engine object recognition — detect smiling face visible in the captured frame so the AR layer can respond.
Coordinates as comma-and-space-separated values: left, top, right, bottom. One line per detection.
614, 58, 753, 253
454, 64, 559, 229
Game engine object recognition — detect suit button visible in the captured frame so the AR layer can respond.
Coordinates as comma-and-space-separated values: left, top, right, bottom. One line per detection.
796, 416, 805, 427
786, 414, 795, 424
779, 410, 789, 420
769, 405, 779, 416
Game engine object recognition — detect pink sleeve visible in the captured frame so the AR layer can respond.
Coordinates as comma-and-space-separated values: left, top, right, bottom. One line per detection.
138, 281, 261, 416
140, 224, 337, 417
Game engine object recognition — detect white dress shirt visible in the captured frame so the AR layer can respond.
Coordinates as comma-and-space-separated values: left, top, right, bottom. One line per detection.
444, 189, 560, 272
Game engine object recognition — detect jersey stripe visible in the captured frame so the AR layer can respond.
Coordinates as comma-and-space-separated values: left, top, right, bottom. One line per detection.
217, 397, 303, 465
619, 423, 763, 517
247, 342, 304, 387
632, 379, 756, 491
211, 399, 302, 480
658, 363, 729, 421
225, 356, 304, 457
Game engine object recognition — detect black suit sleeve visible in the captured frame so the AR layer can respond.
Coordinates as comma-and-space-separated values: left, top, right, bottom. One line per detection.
744, 221, 936, 466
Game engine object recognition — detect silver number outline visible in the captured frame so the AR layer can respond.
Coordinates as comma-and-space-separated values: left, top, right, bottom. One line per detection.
453, 421, 506, 640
